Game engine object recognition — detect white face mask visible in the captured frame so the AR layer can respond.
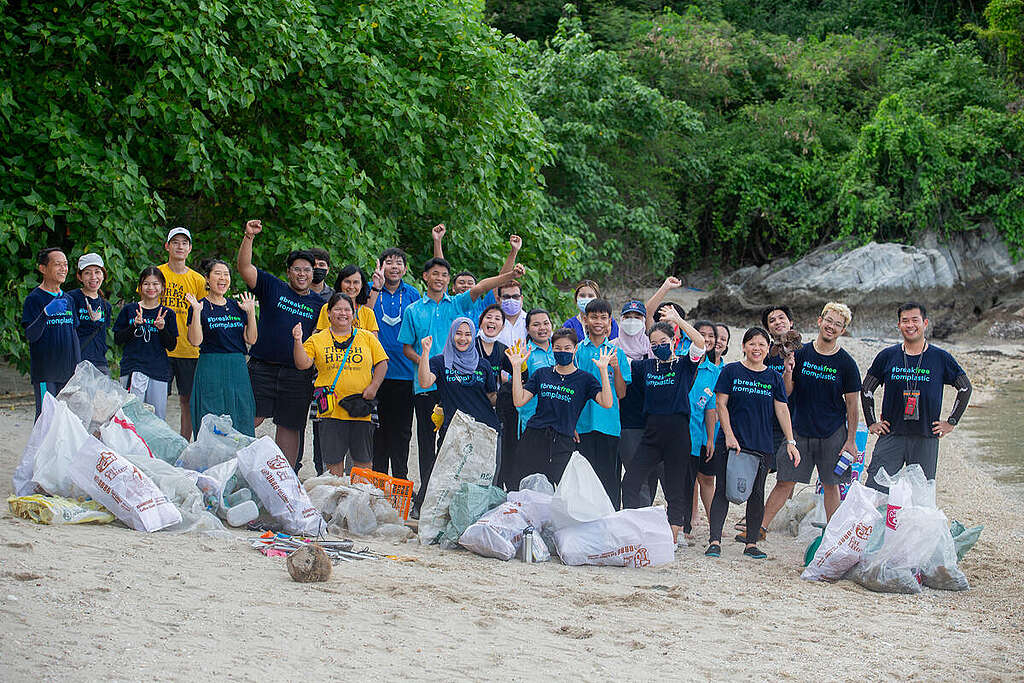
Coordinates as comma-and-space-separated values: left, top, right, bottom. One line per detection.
576, 296, 596, 314
619, 318, 645, 337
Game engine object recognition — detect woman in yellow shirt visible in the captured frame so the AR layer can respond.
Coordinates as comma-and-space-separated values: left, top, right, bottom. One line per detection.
293, 292, 388, 475
315, 265, 379, 335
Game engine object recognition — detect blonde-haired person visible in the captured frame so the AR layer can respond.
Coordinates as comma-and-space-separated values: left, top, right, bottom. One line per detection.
562, 280, 620, 342
762, 302, 861, 530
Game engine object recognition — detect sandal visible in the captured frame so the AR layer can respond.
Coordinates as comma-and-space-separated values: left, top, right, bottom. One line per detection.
734, 526, 767, 543
705, 543, 721, 558
743, 546, 768, 559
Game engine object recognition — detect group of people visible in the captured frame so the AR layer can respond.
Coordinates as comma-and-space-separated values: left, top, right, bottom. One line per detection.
24, 222, 973, 559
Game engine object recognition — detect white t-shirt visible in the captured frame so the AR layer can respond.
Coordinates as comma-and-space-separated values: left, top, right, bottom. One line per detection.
496, 313, 527, 348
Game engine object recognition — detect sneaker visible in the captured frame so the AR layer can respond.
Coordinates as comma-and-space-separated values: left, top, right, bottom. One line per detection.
743, 546, 768, 559
705, 543, 721, 558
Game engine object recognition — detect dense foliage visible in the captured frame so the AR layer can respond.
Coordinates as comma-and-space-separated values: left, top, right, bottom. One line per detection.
2, 0, 1023, 368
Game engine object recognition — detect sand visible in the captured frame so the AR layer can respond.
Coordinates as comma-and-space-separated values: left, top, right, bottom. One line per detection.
1, 335, 1023, 681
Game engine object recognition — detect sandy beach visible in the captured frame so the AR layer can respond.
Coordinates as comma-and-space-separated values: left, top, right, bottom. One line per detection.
1, 333, 1023, 681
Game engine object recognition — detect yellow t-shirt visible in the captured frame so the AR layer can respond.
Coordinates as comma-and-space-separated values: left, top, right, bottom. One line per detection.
315, 303, 379, 333
303, 328, 388, 421
158, 264, 208, 359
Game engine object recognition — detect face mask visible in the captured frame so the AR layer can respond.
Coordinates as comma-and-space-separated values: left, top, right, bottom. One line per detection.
652, 343, 673, 361
500, 298, 522, 317
312, 268, 327, 284
553, 350, 574, 366
620, 318, 645, 337
576, 296, 595, 314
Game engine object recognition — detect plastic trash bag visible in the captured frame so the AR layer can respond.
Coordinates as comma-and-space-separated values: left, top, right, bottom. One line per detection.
56, 360, 131, 434
236, 437, 325, 536
725, 449, 761, 504
28, 393, 91, 498
459, 489, 554, 561
100, 408, 154, 459
121, 396, 188, 464
308, 485, 345, 519
802, 482, 885, 582
419, 411, 498, 545
797, 495, 827, 547
874, 464, 936, 509
768, 486, 817, 537
8, 494, 115, 525
552, 506, 675, 567
332, 485, 379, 536
119, 451, 229, 536
950, 520, 983, 561
70, 436, 182, 532
13, 393, 57, 496
550, 453, 614, 531
440, 483, 507, 549
919, 512, 969, 591
519, 473, 555, 495
176, 414, 255, 472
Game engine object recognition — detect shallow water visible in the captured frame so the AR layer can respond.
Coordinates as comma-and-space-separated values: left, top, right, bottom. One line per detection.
964, 380, 1024, 498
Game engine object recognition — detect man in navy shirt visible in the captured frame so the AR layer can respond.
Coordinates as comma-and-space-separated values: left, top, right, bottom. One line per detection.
237, 219, 321, 468
763, 302, 861, 524
23, 247, 80, 418
861, 302, 972, 493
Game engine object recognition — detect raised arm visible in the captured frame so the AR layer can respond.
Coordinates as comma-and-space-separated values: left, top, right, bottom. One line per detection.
236, 219, 262, 290
469, 263, 525, 301
185, 294, 204, 348
646, 277, 682, 329
292, 324, 313, 370
416, 337, 438, 390
431, 223, 446, 259
507, 347, 534, 408
657, 304, 704, 354
238, 292, 259, 345
499, 234, 522, 275
592, 348, 615, 409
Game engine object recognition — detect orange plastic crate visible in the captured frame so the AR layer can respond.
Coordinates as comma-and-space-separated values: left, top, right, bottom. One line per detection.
350, 467, 414, 521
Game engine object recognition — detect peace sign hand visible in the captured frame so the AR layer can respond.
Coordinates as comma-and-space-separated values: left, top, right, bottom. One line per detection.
153, 307, 167, 330
133, 304, 145, 327
372, 259, 385, 290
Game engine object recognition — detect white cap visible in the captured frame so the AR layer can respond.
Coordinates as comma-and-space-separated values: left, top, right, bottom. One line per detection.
77, 253, 104, 271
165, 226, 192, 243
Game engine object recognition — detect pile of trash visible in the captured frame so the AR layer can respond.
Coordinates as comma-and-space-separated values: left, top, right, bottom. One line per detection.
801, 464, 983, 594
9, 361, 330, 538
302, 473, 413, 540
416, 410, 675, 568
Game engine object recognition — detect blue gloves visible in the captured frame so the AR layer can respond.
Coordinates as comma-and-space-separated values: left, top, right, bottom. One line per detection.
44, 296, 69, 316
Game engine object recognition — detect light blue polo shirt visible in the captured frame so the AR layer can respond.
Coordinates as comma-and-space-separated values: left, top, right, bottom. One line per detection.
688, 356, 721, 456
397, 290, 476, 393
373, 281, 421, 381
516, 339, 555, 434
574, 336, 631, 437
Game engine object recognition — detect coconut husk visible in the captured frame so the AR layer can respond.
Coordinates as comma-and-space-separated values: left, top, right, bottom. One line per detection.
286, 544, 332, 583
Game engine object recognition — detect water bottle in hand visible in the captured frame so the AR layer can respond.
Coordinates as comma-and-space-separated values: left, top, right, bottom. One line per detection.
44, 296, 68, 316
833, 450, 855, 477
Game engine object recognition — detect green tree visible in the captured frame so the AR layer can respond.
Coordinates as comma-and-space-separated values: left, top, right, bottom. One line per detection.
0, 0, 563, 371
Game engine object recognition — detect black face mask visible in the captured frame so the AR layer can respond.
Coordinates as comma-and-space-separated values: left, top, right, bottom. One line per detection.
312, 267, 327, 284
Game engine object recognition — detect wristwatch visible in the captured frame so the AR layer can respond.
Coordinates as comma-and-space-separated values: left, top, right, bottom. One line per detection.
786, 439, 796, 445
947, 416, 957, 426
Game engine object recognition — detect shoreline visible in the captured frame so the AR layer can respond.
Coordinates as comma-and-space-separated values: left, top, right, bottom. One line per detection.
1, 334, 1023, 679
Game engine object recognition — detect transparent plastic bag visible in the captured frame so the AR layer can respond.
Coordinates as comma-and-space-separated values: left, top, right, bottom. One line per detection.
29, 394, 91, 499
801, 482, 885, 582
120, 450, 230, 536
8, 494, 114, 525
121, 396, 188, 464
56, 360, 131, 434
176, 414, 255, 472
519, 473, 555, 495
919, 511, 969, 591
100, 408, 154, 459
440, 483, 506, 549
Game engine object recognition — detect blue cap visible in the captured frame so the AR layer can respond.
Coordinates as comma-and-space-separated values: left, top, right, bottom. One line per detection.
621, 300, 646, 317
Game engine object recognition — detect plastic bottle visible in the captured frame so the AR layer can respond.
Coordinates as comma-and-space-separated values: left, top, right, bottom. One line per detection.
855, 422, 869, 453
833, 451, 855, 477
226, 500, 259, 527
225, 488, 252, 507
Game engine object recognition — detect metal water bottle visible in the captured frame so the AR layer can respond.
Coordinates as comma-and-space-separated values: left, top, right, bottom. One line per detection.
522, 526, 534, 563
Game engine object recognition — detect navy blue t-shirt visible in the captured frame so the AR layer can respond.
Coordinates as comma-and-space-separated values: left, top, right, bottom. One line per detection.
632, 356, 700, 417
619, 380, 645, 430
429, 355, 500, 433
187, 298, 249, 355
866, 343, 966, 438
475, 338, 512, 387
714, 362, 787, 456
68, 289, 111, 369
113, 303, 178, 382
22, 287, 80, 383
790, 342, 861, 438
523, 366, 601, 438
248, 269, 320, 366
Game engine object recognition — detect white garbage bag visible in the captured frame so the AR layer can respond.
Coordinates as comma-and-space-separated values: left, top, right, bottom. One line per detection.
549, 453, 614, 531
418, 411, 498, 545
801, 482, 885, 582
13, 393, 57, 496
70, 436, 182, 532
458, 489, 553, 561
235, 437, 325, 536
100, 408, 154, 459
552, 506, 675, 567
176, 414, 254, 472
120, 396, 188, 464
27, 394, 91, 498
119, 451, 229, 536
56, 360, 130, 433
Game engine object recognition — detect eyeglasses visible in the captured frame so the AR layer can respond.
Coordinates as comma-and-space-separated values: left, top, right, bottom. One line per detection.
500, 293, 522, 300
822, 317, 846, 328
289, 266, 313, 274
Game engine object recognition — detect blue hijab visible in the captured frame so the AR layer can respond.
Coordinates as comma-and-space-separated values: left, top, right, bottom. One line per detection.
443, 317, 480, 374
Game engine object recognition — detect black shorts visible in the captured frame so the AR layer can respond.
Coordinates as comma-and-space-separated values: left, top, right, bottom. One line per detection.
318, 418, 374, 465
697, 443, 718, 477
248, 357, 315, 431
167, 357, 198, 399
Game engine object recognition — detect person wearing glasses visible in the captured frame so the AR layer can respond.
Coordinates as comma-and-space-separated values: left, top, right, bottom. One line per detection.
236, 219, 322, 469
762, 302, 862, 528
